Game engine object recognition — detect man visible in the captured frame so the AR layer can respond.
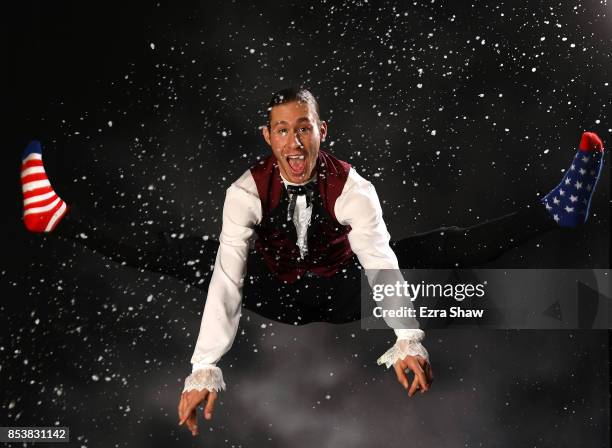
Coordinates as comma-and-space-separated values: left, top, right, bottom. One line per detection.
178, 88, 433, 436
20, 87, 605, 437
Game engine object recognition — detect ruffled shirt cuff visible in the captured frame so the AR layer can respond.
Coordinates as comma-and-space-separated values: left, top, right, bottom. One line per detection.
183, 366, 226, 393
376, 329, 429, 369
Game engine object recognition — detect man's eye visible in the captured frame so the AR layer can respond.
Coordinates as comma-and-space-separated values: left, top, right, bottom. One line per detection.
277, 128, 288, 135
298, 127, 311, 134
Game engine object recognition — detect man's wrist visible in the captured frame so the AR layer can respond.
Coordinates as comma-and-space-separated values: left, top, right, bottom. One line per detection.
184, 366, 226, 393
394, 328, 425, 342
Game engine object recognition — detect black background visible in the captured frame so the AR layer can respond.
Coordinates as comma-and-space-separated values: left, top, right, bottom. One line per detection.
2, 1, 610, 447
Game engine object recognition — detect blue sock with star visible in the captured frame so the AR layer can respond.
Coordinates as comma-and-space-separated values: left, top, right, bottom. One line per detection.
542, 132, 605, 227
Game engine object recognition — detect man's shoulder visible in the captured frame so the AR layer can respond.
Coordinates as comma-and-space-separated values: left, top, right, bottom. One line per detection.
231, 168, 259, 196
344, 166, 372, 191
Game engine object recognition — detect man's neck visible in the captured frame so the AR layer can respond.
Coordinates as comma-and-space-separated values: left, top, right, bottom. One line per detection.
280, 172, 317, 187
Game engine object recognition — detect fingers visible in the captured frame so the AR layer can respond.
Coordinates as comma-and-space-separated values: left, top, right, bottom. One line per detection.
397, 356, 433, 398
416, 356, 434, 386
178, 393, 188, 425
204, 391, 217, 420
408, 374, 421, 397
393, 362, 409, 389
178, 389, 211, 437
424, 359, 434, 384
186, 408, 198, 436
178, 393, 195, 426
411, 360, 430, 394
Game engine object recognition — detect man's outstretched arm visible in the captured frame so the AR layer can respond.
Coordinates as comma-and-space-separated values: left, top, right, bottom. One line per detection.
335, 168, 433, 396
178, 171, 261, 435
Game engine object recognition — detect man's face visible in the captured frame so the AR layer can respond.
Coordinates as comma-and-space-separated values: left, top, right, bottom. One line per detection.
262, 100, 327, 184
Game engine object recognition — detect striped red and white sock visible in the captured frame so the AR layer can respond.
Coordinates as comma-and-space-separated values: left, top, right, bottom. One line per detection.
21, 141, 68, 233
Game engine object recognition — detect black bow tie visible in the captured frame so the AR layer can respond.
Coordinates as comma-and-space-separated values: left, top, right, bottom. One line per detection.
286, 183, 316, 221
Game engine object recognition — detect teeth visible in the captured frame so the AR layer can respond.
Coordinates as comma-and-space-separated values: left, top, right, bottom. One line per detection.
287, 155, 305, 160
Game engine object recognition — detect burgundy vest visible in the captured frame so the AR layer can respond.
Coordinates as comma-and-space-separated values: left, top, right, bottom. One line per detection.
250, 150, 354, 283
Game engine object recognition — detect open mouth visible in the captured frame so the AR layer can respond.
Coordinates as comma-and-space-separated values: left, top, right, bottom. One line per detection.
286, 154, 307, 176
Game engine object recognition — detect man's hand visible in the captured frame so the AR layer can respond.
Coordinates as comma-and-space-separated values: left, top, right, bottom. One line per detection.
393, 355, 433, 397
177, 389, 218, 436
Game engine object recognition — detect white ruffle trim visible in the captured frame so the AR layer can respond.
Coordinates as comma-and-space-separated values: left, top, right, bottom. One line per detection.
183, 367, 226, 393
377, 338, 430, 369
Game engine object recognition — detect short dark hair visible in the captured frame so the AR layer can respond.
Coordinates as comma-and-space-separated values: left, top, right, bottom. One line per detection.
267, 87, 320, 126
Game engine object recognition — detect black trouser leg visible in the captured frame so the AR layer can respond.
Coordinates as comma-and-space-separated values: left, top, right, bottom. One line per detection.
390, 203, 558, 328
391, 202, 556, 268
55, 208, 219, 288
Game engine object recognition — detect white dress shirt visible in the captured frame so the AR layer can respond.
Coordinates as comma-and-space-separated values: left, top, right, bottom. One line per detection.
282, 175, 314, 258
182, 166, 428, 393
